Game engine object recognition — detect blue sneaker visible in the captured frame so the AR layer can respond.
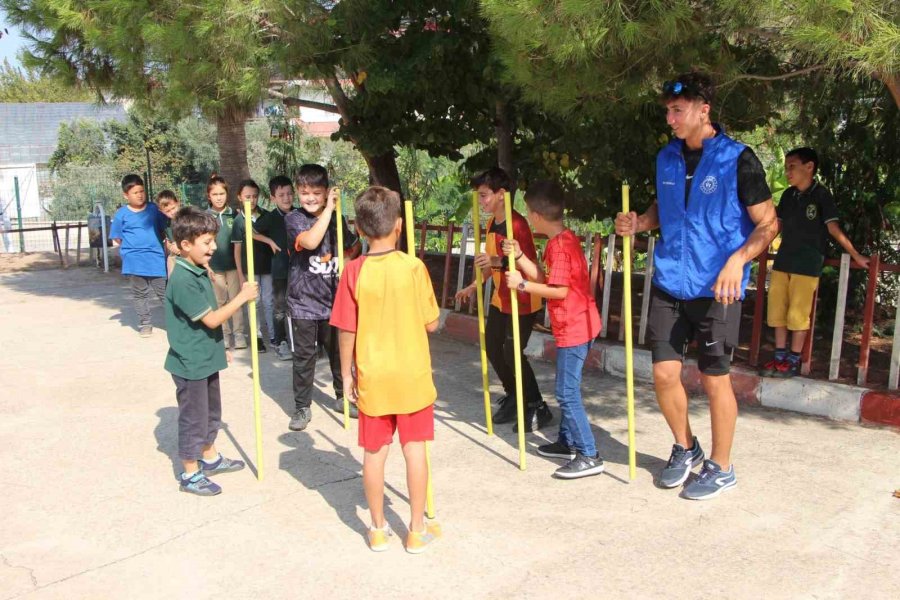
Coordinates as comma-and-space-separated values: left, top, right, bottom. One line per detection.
658, 437, 704, 488
682, 459, 737, 500
200, 454, 245, 476
179, 471, 222, 496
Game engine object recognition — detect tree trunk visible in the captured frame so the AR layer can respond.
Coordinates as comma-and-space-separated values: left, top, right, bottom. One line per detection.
215, 110, 252, 206
877, 72, 900, 109
364, 150, 415, 251
495, 98, 517, 196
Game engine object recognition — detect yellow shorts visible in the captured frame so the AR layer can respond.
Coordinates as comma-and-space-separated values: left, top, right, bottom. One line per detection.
767, 270, 819, 331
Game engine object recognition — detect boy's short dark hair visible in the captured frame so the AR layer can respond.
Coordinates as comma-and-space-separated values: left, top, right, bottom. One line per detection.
237, 179, 260, 194
354, 186, 401, 239
172, 206, 219, 247
295, 164, 329, 189
268, 175, 293, 195
470, 167, 512, 193
156, 190, 179, 208
786, 147, 819, 176
121, 174, 145, 193
661, 71, 716, 105
524, 180, 565, 222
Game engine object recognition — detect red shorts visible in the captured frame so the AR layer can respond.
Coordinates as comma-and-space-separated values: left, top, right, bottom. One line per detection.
358, 404, 434, 452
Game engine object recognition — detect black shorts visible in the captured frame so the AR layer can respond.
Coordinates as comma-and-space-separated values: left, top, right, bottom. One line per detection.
647, 286, 741, 375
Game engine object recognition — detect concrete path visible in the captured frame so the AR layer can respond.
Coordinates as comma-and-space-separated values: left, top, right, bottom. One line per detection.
1, 268, 898, 600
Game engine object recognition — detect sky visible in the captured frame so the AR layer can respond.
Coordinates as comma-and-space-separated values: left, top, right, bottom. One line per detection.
1, 9, 27, 69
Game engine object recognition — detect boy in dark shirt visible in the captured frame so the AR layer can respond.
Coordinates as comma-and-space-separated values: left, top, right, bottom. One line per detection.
760, 148, 868, 378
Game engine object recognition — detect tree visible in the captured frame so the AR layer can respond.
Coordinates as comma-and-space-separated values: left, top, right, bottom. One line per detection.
0, 59, 94, 102
48, 119, 109, 172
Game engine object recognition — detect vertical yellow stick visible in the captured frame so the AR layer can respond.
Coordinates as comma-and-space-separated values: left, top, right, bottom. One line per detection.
336, 190, 349, 430
472, 192, 493, 436
622, 183, 637, 481
504, 192, 527, 471
405, 200, 435, 518
243, 200, 264, 481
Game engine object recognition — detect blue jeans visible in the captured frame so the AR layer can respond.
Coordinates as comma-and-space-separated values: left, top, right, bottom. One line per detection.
555, 341, 597, 457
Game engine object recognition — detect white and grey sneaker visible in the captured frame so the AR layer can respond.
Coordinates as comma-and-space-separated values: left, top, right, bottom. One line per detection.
553, 452, 605, 479
682, 459, 737, 500
658, 436, 705, 488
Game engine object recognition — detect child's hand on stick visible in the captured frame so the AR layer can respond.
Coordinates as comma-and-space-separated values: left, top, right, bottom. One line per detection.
473, 252, 491, 269
343, 377, 359, 405
326, 188, 339, 213
238, 281, 259, 303
501, 239, 522, 259
505, 269, 524, 289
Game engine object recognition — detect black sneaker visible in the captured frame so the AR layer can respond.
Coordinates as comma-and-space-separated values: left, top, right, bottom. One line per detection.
257, 338, 267, 353
537, 440, 576, 460
494, 394, 510, 407
553, 452, 605, 480
333, 397, 359, 419
492, 398, 519, 424
513, 403, 553, 433
289, 407, 312, 431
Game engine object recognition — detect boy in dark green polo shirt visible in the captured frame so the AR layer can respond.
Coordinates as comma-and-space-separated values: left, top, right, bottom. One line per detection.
165, 206, 258, 496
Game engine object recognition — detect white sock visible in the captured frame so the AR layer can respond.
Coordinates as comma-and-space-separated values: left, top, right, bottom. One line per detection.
201, 453, 221, 465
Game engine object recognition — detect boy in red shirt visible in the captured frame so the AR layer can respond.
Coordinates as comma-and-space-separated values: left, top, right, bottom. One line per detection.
330, 186, 442, 553
504, 181, 603, 479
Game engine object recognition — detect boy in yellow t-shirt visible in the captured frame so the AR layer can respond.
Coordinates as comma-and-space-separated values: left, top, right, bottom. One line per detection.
330, 186, 441, 554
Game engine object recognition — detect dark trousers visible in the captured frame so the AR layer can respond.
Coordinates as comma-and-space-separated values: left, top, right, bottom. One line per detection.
292, 318, 343, 410
172, 373, 221, 461
485, 305, 543, 409
130, 275, 166, 328
272, 278, 288, 344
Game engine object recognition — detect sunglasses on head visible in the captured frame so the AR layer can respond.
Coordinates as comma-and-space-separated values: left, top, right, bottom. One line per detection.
662, 80, 708, 102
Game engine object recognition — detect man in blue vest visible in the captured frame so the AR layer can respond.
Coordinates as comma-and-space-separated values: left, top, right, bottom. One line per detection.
615, 72, 777, 500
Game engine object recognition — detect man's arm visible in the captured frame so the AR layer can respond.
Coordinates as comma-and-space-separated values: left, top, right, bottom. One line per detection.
615, 202, 660, 236
826, 222, 869, 267
712, 199, 778, 304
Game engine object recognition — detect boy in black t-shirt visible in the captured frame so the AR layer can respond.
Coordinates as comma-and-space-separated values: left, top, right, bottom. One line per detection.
284, 164, 361, 431
760, 147, 868, 378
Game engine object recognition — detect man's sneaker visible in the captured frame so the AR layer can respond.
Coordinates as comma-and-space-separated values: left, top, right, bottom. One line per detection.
367, 524, 393, 552
276, 341, 292, 361
200, 454, 245, 476
537, 440, 576, 460
682, 459, 737, 500
289, 407, 312, 431
234, 334, 248, 349
772, 358, 800, 378
405, 521, 442, 554
658, 437, 705, 488
179, 471, 221, 496
333, 397, 358, 419
139, 326, 152, 338
513, 402, 553, 433
256, 337, 267, 353
491, 397, 518, 424
758, 358, 783, 377
554, 452, 605, 479
494, 394, 510, 407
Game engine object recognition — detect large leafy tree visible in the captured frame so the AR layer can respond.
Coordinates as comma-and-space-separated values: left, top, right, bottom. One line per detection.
0, 58, 94, 102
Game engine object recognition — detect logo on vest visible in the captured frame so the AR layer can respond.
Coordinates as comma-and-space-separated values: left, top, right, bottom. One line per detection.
699, 176, 718, 194
806, 204, 818, 220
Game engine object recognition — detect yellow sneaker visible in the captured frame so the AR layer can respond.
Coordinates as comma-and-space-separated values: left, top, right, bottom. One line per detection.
405, 521, 441, 554
367, 524, 393, 552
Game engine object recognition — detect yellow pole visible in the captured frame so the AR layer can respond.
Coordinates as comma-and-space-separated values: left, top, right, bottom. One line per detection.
472, 191, 493, 436
504, 192, 526, 471
621, 183, 637, 481
336, 189, 349, 430
405, 199, 435, 518
243, 200, 264, 481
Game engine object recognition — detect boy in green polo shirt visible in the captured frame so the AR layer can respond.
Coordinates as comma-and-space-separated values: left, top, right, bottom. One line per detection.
165, 206, 259, 496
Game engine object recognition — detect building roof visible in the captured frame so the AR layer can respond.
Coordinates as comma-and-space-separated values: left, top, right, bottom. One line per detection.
0, 102, 128, 166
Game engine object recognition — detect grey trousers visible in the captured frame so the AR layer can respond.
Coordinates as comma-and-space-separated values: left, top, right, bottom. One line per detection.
130, 275, 167, 328
172, 373, 221, 461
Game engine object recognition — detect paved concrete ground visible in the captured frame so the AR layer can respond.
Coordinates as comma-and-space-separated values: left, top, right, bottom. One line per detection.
1, 268, 899, 600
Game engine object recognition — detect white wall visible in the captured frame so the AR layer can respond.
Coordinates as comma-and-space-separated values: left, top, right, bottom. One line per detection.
0, 164, 41, 220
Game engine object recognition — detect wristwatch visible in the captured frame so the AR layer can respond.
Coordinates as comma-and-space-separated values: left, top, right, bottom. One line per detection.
516, 281, 527, 292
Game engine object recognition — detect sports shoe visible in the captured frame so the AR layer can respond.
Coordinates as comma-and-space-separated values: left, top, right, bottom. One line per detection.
758, 358, 783, 377
289, 407, 312, 431
494, 394, 510, 407
200, 454, 245, 476
179, 471, 221, 496
367, 524, 393, 552
233, 334, 248, 349
554, 452, 605, 479
276, 341, 292, 361
491, 397, 518, 424
513, 402, 553, 433
139, 326, 152, 338
405, 521, 442, 554
772, 358, 800, 379
333, 397, 358, 419
256, 337, 267, 353
682, 459, 737, 500
658, 437, 705, 488
537, 440, 576, 460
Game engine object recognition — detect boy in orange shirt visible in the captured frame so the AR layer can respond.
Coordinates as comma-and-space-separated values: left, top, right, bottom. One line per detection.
330, 186, 442, 554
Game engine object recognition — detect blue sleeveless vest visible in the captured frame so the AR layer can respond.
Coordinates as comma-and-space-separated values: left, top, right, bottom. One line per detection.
652, 127, 754, 300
